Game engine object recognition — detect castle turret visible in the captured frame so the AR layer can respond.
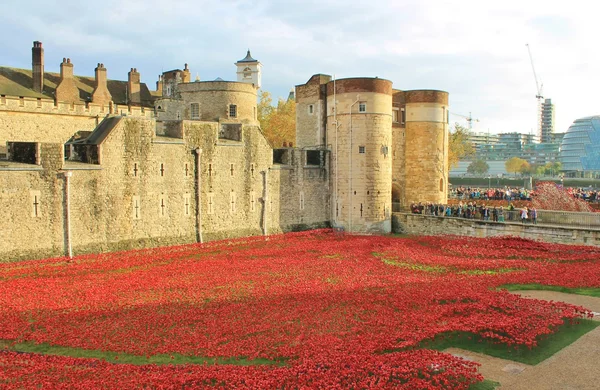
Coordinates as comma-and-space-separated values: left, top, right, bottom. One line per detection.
55, 58, 80, 103
32, 41, 44, 93
92, 63, 112, 106
325, 78, 393, 233
127, 68, 141, 105
235, 50, 261, 89
403, 90, 449, 206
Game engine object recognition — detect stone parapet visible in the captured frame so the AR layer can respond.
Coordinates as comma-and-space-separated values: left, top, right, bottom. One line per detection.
392, 213, 600, 246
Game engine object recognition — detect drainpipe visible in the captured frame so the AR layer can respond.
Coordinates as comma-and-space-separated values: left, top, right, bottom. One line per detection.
62, 170, 73, 258
348, 95, 360, 233
195, 148, 203, 243
262, 169, 269, 236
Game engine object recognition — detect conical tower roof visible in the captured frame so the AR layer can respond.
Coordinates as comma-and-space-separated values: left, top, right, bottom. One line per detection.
237, 50, 257, 63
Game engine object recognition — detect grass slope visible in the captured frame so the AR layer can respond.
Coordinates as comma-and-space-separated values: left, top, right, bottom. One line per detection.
500, 284, 600, 298
0, 340, 284, 366
422, 319, 599, 365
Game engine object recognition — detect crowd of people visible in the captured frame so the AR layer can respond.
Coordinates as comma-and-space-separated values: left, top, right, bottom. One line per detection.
410, 201, 538, 224
450, 186, 532, 201
450, 186, 599, 203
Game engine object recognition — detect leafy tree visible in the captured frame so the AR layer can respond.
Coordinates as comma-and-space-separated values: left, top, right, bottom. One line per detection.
466, 159, 489, 175
257, 90, 296, 148
505, 157, 529, 176
449, 123, 475, 168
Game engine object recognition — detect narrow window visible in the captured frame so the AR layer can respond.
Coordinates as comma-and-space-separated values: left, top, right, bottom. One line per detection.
208, 163, 213, 177
401, 108, 406, 124
160, 163, 165, 177
250, 163, 255, 177
133, 162, 139, 177
229, 104, 237, 118
229, 191, 236, 214
184, 163, 189, 177
207, 193, 215, 215
36, 98, 42, 108
392, 108, 399, 123
358, 102, 366, 113
308, 104, 314, 114
183, 193, 191, 216
159, 194, 167, 218
250, 191, 256, 212
133, 196, 141, 220
30, 190, 41, 217
190, 103, 199, 119
300, 191, 305, 210
230, 163, 234, 176
358, 146, 366, 154
0, 95, 6, 105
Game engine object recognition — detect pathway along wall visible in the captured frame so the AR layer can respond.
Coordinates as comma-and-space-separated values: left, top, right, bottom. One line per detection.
392, 213, 600, 246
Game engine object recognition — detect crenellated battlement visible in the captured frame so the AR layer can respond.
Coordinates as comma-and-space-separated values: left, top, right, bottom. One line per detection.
0, 94, 155, 118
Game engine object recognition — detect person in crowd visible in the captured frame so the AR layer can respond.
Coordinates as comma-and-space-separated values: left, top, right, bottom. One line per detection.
520, 207, 528, 224
530, 207, 537, 225
492, 206, 498, 222
498, 206, 505, 222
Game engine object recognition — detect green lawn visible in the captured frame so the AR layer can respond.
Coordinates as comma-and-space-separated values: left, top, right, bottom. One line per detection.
470, 379, 500, 390
421, 319, 599, 365
0, 340, 285, 366
500, 284, 600, 298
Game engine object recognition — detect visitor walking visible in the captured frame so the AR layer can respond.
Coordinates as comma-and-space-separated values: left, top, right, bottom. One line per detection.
531, 207, 537, 225
521, 207, 528, 224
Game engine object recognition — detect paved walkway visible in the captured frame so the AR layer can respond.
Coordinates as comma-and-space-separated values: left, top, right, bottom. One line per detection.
447, 291, 600, 390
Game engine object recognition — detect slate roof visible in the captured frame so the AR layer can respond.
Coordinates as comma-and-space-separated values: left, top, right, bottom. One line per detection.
0, 67, 156, 107
237, 50, 257, 63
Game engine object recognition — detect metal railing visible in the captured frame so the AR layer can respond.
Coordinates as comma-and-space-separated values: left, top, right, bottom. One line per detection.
393, 203, 600, 230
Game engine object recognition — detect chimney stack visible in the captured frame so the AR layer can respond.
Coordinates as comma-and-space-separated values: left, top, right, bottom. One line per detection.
127, 68, 141, 105
92, 63, 112, 106
55, 58, 80, 103
156, 74, 163, 95
182, 63, 191, 83
32, 41, 44, 93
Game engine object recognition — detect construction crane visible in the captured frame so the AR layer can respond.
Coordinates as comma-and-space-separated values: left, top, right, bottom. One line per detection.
526, 43, 544, 140
451, 112, 479, 130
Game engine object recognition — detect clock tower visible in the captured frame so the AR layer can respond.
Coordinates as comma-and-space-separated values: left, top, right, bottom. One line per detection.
235, 50, 261, 89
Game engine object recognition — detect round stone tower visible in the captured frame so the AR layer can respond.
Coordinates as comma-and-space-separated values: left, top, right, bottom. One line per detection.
403, 90, 449, 205
326, 78, 393, 233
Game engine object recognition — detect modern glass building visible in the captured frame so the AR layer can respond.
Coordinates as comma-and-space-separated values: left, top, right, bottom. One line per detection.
560, 116, 600, 178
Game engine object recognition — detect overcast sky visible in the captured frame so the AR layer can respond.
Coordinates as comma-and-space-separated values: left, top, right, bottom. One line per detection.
1, 0, 598, 135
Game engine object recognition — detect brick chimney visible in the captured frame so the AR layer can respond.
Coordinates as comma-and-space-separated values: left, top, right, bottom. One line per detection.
156, 74, 163, 95
55, 58, 80, 103
127, 68, 141, 105
182, 63, 191, 83
92, 63, 112, 106
32, 41, 44, 93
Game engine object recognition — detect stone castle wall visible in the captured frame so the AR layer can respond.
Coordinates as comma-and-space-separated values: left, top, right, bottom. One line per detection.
392, 213, 600, 247
0, 117, 330, 261
0, 95, 154, 144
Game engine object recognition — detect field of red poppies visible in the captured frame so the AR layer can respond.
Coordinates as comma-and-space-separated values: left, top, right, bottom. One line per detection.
1, 230, 599, 389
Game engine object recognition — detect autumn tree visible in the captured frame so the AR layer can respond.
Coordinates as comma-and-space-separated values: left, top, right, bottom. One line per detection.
257, 90, 296, 148
449, 123, 475, 168
505, 157, 529, 176
466, 159, 489, 175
